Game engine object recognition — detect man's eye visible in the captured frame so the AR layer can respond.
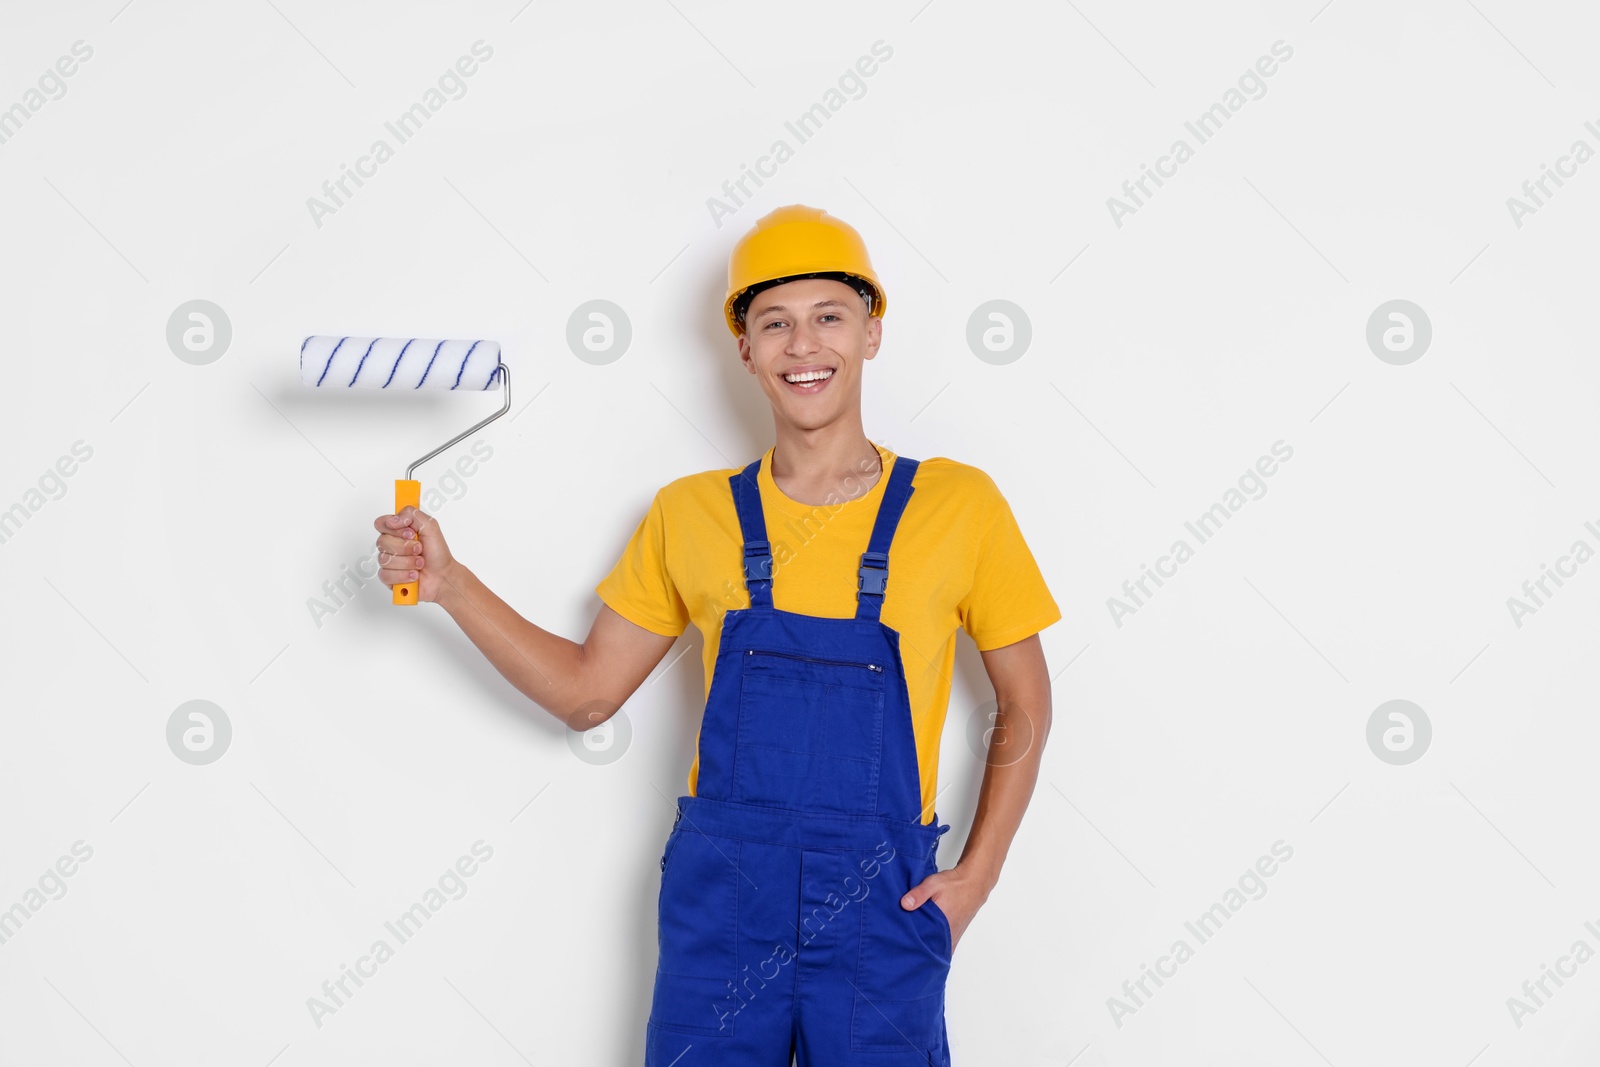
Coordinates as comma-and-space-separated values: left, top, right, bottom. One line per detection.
820, 314, 840, 322
764, 320, 787, 329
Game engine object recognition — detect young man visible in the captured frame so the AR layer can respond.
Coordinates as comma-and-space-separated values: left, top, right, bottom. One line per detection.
373, 204, 1060, 1065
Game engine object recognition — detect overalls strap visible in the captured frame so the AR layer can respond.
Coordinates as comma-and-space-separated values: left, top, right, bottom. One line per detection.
731, 452, 921, 618
730, 459, 772, 609
855, 455, 920, 622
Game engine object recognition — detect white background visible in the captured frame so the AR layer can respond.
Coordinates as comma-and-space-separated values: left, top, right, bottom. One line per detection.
2, 1, 1598, 1064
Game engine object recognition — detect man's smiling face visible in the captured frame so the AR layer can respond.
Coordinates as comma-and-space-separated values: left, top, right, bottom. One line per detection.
738, 276, 881, 432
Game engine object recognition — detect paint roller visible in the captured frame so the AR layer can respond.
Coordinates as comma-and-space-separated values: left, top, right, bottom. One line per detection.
300, 336, 510, 606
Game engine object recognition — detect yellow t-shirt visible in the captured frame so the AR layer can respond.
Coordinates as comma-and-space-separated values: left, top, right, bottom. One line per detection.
595, 441, 1061, 824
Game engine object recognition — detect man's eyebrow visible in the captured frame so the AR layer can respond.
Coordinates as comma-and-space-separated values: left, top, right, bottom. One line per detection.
752, 298, 853, 320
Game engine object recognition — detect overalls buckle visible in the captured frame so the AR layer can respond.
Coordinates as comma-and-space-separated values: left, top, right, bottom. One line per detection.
857, 550, 889, 596
743, 540, 773, 582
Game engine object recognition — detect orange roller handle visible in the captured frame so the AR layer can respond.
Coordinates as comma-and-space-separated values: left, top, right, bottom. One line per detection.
393, 479, 421, 605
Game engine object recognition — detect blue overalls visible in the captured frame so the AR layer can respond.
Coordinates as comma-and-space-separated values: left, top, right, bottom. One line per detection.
645, 452, 955, 1066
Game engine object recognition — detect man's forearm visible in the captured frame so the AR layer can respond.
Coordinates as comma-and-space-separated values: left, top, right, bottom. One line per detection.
432, 561, 588, 725
956, 692, 1053, 896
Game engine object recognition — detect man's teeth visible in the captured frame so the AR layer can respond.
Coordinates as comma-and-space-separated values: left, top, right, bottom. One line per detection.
783, 369, 834, 384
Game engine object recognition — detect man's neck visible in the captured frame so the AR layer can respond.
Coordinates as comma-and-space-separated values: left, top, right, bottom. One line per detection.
769, 423, 883, 507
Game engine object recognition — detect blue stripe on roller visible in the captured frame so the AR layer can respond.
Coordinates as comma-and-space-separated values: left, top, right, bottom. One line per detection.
483, 361, 501, 389
416, 339, 448, 389
452, 340, 483, 389
299, 336, 312, 377
382, 339, 416, 388
315, 337, 348, 386
348, 338, 381, 386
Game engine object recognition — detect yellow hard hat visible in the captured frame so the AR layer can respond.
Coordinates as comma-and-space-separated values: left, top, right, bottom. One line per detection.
723, 204, 886, 338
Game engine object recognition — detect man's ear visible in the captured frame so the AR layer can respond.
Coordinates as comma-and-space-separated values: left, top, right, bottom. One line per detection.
737, 334, 756, 372
862, 315, 883, 361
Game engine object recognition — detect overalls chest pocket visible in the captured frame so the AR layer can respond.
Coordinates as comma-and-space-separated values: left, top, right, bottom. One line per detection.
732, 649, 887, 817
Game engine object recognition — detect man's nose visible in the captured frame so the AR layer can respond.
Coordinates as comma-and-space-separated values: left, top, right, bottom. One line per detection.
787, 320, 821, 356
